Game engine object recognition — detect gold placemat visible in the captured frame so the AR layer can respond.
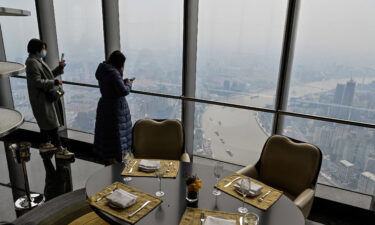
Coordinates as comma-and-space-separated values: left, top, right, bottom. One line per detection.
179, 208, 242, 225
87, 182, 162, 224
215, 173, 283, 210
121, 159, 180, 178
68, 212, 109, 225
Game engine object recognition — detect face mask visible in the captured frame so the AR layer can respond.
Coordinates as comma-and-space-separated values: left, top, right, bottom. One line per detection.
40, 49, 47, 58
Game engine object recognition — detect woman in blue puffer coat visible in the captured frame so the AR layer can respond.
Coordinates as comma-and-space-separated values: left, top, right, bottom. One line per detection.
94, 50, 134, 165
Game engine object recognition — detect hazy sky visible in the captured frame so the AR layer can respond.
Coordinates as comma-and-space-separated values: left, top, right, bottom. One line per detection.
1, 0, 375, 68
1, 0, 39, 62
120, 0, 183, 51
54, 0, 105, 60
295, 0, 375, 67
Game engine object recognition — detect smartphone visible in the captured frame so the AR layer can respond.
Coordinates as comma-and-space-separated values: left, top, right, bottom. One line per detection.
60, 53, 65, 61
130, 77, 136, 81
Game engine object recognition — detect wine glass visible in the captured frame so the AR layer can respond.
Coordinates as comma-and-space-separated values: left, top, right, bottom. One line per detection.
212, 161, 224, 196
122, 151, 134, 182
155, 167, 165, 197
238, 178, 250, 213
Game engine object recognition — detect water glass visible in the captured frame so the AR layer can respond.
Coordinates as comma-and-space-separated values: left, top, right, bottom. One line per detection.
155, 167, 165, 197
212, 162, 224, 196
122, 151, 134, 182
244, 212, 259, 225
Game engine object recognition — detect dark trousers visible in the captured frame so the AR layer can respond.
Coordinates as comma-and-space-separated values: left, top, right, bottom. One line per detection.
43, 157, 73, 201
40, 128, 62, 147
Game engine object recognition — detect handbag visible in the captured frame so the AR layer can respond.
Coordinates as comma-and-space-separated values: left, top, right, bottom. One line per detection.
46, 85, 64, 102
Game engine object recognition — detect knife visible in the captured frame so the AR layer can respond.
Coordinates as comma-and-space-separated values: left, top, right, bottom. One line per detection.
224, 177, 241, 188
128, 160, 137, 173
128, 200, 151, 218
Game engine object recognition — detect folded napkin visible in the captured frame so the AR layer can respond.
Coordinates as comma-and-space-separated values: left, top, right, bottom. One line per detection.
204, 216, 236, 225
138, 160, 161, 170
234, 179, 263, 196
106, 189, 138, 209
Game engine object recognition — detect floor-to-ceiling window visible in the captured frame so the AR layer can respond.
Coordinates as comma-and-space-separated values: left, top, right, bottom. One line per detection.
119, 0, 183, 96
193, 0, 288, 165
1, 0, 39, 122
282, 0, 375, 195
54, 0, 105, 132
2, 0, 375, 204
119, 0, 183, 122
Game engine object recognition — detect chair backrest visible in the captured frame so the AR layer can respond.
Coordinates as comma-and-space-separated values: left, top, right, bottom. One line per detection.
132, 119, 184, 160
258, 135, 322, 198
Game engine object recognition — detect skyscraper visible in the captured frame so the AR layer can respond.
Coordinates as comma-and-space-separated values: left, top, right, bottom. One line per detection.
342, 79, 356, 106
333, 83, 345, 104
331, 80, 356, 119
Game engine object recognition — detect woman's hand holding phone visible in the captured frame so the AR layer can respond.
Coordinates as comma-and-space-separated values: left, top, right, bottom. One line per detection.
59, 53, 66, 68
124, 77, 135, 84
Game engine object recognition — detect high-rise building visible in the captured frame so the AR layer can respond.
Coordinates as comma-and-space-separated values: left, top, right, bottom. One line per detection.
342, 79, 356, 106
333, 83, 345, 104
365, 156, 375, 174
338, 160, 354, 184
332, 80, 356, 119
358, 171, 375, 195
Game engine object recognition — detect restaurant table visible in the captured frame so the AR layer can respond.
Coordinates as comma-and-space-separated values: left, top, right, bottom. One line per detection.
0, 60, 25, 137
0, 107, 24, 138
0, 61, 26, 77
85, 162, 305, 225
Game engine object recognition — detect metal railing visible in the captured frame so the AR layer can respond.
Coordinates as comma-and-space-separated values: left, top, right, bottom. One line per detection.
12, 74, 375, 130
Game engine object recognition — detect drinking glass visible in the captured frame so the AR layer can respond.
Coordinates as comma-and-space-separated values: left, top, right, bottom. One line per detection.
212, 162, 224, 196
155, 167, 165, 197
244, 212, 259, 225
122, 151, 134, 182
238, 178, 250, 213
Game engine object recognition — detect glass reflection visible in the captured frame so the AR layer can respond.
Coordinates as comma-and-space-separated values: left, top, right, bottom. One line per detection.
40, 151, 74, 201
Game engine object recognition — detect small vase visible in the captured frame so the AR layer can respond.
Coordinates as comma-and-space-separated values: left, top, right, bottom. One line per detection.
186, 190, 199, 208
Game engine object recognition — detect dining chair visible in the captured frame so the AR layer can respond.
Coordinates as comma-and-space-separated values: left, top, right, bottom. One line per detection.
132, 119, 190, 162
236, 135, 322, 218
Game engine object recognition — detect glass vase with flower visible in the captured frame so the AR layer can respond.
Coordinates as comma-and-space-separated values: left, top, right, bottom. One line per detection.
185, 175, 202, 207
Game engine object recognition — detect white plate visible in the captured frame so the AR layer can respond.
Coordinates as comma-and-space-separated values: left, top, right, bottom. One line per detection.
138, 166, 158, 173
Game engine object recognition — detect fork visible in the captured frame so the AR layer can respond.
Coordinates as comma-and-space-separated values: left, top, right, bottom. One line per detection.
200, 212, 205, 225
128, 160, 137, 173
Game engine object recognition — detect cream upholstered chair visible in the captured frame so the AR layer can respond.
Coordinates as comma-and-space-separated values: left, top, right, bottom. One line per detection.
132, 119, 190, 162
237, 135, 322, 218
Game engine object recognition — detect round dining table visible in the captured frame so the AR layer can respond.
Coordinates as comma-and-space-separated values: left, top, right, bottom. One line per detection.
0, 61, 26, 137
0, 107, 24, 138
85, 162, 305, 225
0, 61, 26, 77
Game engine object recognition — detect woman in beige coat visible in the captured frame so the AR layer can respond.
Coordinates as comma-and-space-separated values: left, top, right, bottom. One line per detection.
26, 38, 73, 159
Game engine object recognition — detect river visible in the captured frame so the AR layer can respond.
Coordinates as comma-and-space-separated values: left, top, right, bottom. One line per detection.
200, 77, 375, 166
